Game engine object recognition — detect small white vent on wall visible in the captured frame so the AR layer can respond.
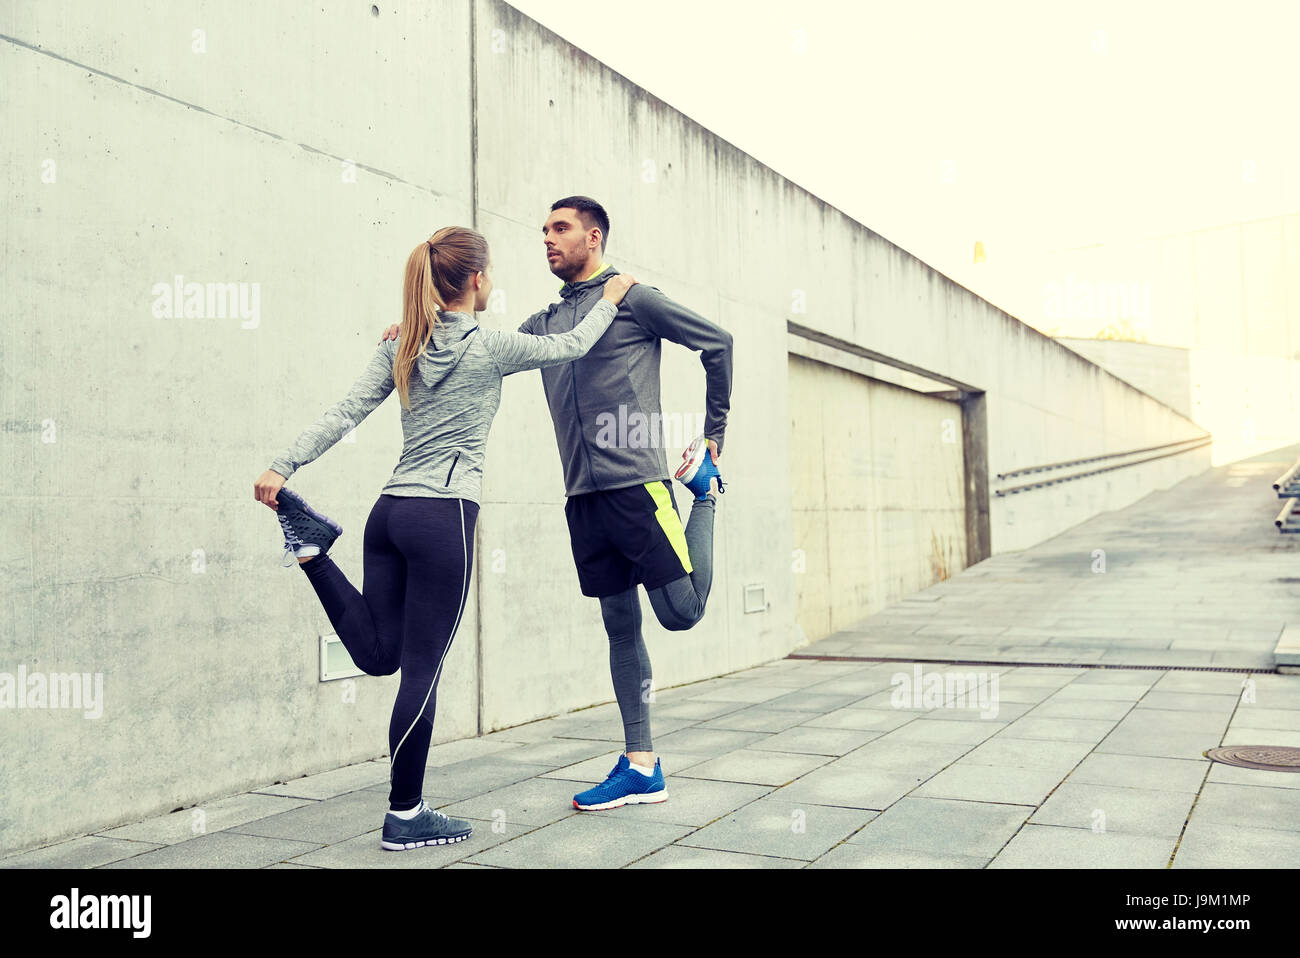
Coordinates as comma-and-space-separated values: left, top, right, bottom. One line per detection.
320, 633, 364, 682
743, 583, 767, 614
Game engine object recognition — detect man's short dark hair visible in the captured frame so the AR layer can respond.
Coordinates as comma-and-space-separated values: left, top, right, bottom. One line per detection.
551, 195, 609, 252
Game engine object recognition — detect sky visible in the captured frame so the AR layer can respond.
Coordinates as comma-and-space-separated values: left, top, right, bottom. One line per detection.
505, 0, 1298, 318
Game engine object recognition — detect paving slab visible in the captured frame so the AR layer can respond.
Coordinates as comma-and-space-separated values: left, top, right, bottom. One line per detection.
651, 699, 750, 721
834, 739, 972, 772
423, 776, 585, 829
580, 778, 773, 828
96, 831, 322, 869
845, 796, 1032, 858
1066, 753, 1209, 793
1029, 782, 1197, 837
93, 792, 313, 845
849, 689, 935, 712
799, 673, 898, 698
489, 738, 620, 768
680, 683, 793, 705
1048, 683, 1153, 702
1113, 709, 1232, 735
697, 706, 823, 733
1069, 670, 1167, 686
0, 835, 166, 869
989, 824, 1175, 868
552, 716, 696, 742
1221, 727, 1300, 748
1134, 691, 1240, 712
1171, 821, 1300, 868
675, 749, 833, 786
228, 789, 411, 845
955, 736, 1095, 772
649, 726, 770, 757
774, 765, 928, 810
914, 764, 1063, 805
539, 749, 713, 784
629, 845, 805, 868
748, 725, 883, 756
422, 736, 538, 767
287, 819, 517, 868
1026, 698, 1135, 721
871, 719, 1004, 746
810, 843, 990, 868
762, 691, 870, 713
1185, 782, 1300, 833
251, 760, 389, 800
991, 686, 1069, 705
1229, 706, 1300, 729
675, 795, 877, 861
374, 758, 554, 803
479, 716, 596, 744
464, 815, 694, 869
1205, 762, 1300, 790
916, 702, 1036, 722
999, 716, 1121, 743
1151, 673, 1256, 695
1094, 727, 1224, 762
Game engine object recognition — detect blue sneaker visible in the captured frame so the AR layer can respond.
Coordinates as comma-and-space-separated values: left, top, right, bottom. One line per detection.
381, 801, 473, 850
572, 755, 667, 810
273, 486, 342, 567
675, 435, 725, 502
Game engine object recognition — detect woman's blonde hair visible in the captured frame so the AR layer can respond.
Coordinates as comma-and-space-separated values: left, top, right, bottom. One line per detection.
395, 226, 489, 409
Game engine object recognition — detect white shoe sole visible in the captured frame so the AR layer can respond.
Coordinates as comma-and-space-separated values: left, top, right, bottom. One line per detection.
675, 437, 708, 483
380, 833, 470, 851
574, 789, 668, 811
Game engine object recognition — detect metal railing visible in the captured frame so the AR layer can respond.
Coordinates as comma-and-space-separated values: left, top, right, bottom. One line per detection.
1273, 459, 1300, 533
994, 435, 1213, 497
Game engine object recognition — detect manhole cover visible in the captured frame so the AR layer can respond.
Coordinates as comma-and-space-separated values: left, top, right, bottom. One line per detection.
1204, 745, 1300, 772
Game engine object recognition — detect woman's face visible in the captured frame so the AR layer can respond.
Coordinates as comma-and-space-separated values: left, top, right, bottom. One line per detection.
473, 263, 493, 312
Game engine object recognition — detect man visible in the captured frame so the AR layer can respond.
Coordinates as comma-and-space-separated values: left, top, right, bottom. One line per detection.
384, 196, 733, 810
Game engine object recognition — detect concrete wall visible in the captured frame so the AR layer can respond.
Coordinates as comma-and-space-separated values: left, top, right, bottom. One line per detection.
0, 0, 479, 855
0, 0, 1210, 855
789, 356, 966, 643
1056, 337, 1300, 466
1056, 338, 1193, 419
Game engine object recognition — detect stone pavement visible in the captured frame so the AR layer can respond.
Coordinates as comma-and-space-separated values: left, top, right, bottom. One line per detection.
5, 448, 1299, 869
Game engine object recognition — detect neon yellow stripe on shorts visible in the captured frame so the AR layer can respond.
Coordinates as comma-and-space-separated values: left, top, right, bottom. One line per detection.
645, 482, 693, 575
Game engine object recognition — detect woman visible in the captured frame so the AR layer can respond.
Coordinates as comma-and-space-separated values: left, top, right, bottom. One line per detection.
253, 226, 635, 851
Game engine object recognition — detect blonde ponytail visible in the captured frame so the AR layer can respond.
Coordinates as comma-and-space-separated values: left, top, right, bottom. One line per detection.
394, 227, 489, 409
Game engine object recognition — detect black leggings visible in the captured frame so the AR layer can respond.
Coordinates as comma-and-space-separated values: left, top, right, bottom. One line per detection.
299, 494, 477, 811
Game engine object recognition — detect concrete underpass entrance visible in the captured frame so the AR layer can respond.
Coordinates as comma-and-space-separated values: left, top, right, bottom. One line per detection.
789, 353, 968, 643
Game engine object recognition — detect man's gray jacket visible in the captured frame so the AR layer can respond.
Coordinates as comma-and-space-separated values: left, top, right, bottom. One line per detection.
518, 264, 734, 497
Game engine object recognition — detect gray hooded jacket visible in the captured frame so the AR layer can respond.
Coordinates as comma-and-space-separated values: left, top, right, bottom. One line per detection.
268, 299, 618, 504
518, 264, 733, 497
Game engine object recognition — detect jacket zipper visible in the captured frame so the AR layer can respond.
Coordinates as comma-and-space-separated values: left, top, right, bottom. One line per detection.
445, 452, 461, 487
569, 294, 596, 488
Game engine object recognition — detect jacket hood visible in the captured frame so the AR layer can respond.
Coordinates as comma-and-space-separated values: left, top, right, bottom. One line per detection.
559, 264, 620, 300
414, 311, 479, 388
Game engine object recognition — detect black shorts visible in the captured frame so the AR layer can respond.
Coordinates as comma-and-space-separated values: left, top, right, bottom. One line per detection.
565, 480, 694, 598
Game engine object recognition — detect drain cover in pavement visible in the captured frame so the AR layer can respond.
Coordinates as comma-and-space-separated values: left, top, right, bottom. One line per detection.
1204, 745, 1300, 772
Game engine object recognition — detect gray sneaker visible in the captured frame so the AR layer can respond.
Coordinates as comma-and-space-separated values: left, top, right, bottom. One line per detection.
381, 802, 474, 851
274, 486, 342, 567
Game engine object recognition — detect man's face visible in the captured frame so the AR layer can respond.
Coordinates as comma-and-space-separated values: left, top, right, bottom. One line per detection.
542, 208, 600, 282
